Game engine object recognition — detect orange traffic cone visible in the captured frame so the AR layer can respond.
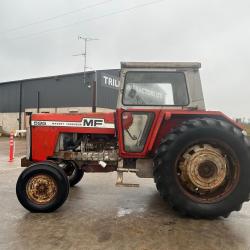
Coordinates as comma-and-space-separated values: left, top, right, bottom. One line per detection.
8, 131, 14, 162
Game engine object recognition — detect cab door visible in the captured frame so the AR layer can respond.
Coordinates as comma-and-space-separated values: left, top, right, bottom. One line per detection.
115, 66, 165, 158
116, 62, 187, 158
116, 108, 163, 158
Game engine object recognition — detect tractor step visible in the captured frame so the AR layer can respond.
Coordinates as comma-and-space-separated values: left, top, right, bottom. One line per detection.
117, 168, 138, 173
116, 168, 139, 187
116, 182, 140, 187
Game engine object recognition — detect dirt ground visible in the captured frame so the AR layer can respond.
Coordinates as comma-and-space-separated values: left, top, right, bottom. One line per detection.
0, 137, 250, 250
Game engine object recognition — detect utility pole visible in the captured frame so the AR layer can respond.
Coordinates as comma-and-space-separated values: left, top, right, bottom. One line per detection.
73, 36, 98, 86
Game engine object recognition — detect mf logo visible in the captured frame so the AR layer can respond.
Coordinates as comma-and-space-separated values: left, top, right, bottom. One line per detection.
82, 118, 104, 127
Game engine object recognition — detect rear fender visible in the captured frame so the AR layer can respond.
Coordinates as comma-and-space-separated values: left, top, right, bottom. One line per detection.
151, 111, 243, 154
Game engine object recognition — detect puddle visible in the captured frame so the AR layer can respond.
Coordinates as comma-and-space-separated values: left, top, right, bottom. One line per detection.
116, 207, 145, 217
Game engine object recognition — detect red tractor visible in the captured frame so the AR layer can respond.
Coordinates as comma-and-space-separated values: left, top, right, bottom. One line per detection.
16, 62, 250, 218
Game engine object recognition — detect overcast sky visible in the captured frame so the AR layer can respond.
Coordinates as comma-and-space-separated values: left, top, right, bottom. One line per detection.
0, 0, 250, 118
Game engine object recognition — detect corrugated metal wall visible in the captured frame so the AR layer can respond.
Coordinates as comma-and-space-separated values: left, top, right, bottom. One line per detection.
0, 70, 120, 113
0, 82, 20, 112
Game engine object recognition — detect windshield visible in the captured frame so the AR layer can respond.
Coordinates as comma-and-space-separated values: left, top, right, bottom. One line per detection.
123, 71, 189, 106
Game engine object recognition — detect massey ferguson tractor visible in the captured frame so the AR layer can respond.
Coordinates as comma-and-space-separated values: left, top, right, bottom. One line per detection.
16, 62, 250, 219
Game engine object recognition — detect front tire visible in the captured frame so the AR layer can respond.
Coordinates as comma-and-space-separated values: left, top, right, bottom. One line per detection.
154, 118, 250, 219
16, 162, 69, 212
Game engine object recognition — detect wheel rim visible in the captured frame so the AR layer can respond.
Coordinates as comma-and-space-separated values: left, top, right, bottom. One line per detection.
26, 174, 58, 205
176, 143, 240, 203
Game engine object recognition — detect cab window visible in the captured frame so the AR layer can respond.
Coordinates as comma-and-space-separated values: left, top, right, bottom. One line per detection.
123, 71, 189, 106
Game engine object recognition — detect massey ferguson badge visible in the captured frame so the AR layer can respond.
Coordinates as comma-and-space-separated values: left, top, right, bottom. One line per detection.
31, 118, 114, 128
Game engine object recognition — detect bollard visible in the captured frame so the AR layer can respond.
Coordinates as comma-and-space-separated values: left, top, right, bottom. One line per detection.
8, 131, 14, 162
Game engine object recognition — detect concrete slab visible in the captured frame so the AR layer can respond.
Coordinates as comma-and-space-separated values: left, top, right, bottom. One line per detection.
0, 137, 250, 250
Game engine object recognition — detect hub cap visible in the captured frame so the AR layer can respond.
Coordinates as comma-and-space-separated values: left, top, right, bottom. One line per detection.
177, 144, 239, 202
26, 174, 57, 205
180, 144, 227, 190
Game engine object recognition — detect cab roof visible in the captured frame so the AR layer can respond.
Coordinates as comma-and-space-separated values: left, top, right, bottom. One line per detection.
121, 62, 201, 69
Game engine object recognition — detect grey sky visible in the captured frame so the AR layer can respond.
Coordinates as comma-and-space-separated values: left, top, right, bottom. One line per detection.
0, 0, 250, 118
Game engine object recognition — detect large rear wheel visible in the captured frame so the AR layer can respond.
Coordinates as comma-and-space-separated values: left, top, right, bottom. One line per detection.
154, 118, 250, 218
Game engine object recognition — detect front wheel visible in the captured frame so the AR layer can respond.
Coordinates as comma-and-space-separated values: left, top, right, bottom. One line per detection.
16, 162, 69, 212
154, 118, 250, 218
59, 161, 84, 187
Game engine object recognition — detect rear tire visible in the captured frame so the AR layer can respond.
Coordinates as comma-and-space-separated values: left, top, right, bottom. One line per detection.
16, 161, 69, 212
154, 118, 250, 219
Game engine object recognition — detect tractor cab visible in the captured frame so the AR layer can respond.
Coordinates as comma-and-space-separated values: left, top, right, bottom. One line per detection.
116, 62, 206, 156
